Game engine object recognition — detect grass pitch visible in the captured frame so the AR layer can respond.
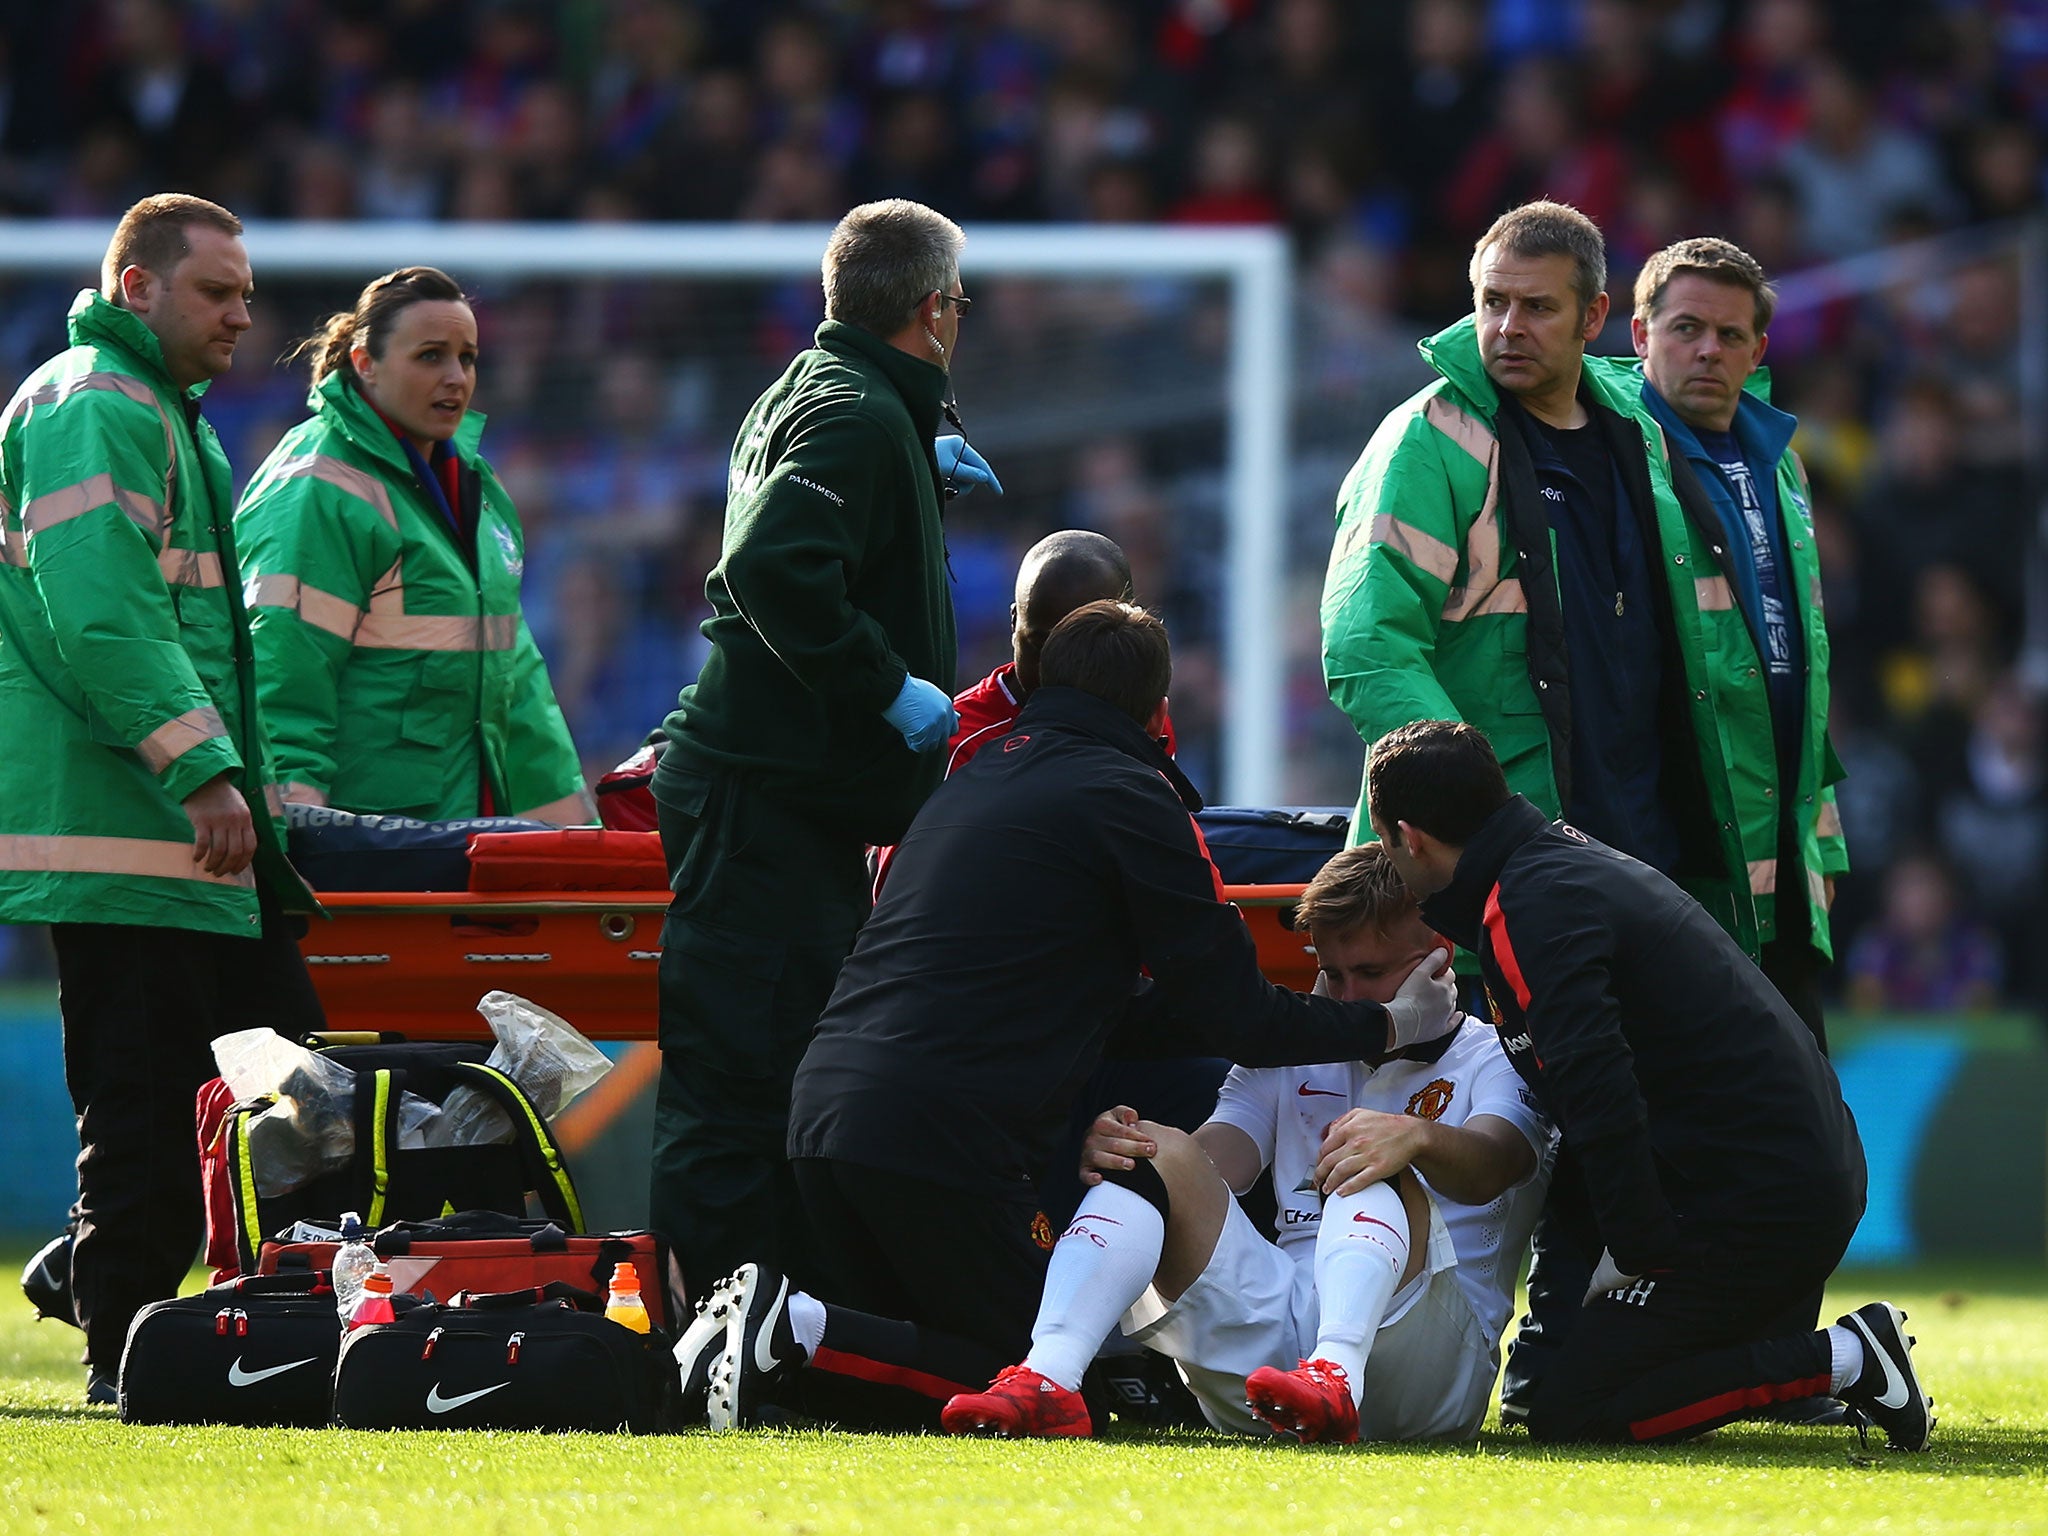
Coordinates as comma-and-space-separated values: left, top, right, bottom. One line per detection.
2, 1260, 2042, 1536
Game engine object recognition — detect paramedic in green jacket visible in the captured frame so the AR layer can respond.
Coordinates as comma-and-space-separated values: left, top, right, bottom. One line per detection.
652, 199, 1002, 1292
235, 266, 592, 824
1319, 201, 1846, 1423
1629, 236, 1844, 1048
0, 196, 323, 1399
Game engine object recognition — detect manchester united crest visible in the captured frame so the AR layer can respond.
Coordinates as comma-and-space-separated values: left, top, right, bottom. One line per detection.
1406, 1078, 1455, 1121
1030, 1211, 1054, 1251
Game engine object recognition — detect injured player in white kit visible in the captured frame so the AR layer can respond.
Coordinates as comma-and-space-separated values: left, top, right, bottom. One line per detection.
941, 844, 1555, 1442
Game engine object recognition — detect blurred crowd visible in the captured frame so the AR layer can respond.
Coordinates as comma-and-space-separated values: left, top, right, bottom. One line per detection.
0, 0, 2039, 1017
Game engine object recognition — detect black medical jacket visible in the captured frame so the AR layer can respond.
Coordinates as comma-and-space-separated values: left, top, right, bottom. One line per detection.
1421, 796, 1865, 1276
789, 686, 1398, 1199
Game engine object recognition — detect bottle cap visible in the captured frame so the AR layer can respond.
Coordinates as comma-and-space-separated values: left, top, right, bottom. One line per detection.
339, 1212, 364, 1240
362, 1269, 393, 1295
610, 1262, 639, 1290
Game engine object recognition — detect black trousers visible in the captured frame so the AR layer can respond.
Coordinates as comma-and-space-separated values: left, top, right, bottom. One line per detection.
52, 888, 323, 1370
776, 1156, 1049, 1431
1526, 1217, 1853, 1444
651, 769, 870, 1295
1501, 938, 1835, 1416
1761, 936, 1828, 1055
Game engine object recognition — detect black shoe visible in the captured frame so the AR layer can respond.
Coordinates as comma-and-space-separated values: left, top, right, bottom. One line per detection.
22, 1231, 77, 1327
85, 1370, 117, 1407
705, 1263, 800, 1431
672, 1270, 746, 1427
1837, 1301, 1934, 1451
1749, 1394, 1852, 1428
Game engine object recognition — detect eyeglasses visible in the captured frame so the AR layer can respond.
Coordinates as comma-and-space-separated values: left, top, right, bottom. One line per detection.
936, 291, 973, 315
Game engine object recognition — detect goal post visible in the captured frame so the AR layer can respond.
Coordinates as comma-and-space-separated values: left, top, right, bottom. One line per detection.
0, 219, 1293, 804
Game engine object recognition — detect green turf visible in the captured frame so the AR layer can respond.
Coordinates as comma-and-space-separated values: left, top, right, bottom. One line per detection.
3, 1262, 2044, 1535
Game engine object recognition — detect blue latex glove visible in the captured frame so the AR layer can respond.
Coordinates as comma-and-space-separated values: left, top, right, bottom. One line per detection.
935, 434, 1004, 496
882, 674, 959, 752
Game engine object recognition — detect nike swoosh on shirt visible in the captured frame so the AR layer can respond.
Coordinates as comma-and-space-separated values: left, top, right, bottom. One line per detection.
426, 1381, 510, 1414
227, 1355, 318, 1388
1297, 1083, 1345, 1098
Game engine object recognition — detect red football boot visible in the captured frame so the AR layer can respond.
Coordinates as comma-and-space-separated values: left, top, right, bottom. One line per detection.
941, 1364, 1093, 1438
1246, 1358, 1361, 1444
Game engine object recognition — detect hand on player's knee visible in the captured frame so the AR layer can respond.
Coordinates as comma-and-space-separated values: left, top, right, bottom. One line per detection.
1313, 1107, 1426, 1196
1079, 1104, 1157, 1184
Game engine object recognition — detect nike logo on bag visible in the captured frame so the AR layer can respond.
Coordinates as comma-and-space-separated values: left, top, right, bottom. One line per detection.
426, 1381, 510, 1414
226, 1356, 318, 1387
1297, 1083, 1345, 1098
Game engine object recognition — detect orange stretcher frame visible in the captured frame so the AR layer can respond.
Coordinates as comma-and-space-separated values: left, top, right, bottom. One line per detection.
299, 885, 1317, 1042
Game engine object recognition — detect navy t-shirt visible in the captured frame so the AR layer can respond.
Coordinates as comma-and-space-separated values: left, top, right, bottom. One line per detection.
1530, 416, 1680, 874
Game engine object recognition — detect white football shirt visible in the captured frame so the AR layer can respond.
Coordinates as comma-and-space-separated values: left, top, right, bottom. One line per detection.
1207, 1015, 1555, 1344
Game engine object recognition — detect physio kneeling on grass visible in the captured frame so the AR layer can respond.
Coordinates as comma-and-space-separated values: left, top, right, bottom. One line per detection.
1364, 718, 1932, 1449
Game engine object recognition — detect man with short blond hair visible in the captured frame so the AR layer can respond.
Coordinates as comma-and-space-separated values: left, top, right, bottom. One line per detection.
942, 841, 1551, 1442
0, 194, 322, 1400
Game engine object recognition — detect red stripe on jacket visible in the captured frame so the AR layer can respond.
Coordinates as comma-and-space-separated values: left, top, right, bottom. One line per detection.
1482, 880, 1532, 1010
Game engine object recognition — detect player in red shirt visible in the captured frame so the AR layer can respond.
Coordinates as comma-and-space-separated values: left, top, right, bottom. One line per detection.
874, 530, 1175, 894
947, 529, 1177, 777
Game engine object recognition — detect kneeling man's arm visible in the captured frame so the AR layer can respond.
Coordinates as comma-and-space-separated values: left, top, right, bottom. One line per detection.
1077, 1107, 1266, 1197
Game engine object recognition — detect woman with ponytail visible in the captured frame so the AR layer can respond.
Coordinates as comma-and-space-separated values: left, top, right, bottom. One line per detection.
235, 267, 592, 822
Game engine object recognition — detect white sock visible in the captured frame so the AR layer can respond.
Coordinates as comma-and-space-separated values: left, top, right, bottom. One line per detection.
1826, 1324, 1864, 1395
1022, 1182, 1166, 1392
787, 1290, 826, 1361
1309, 1182, 1411, 1407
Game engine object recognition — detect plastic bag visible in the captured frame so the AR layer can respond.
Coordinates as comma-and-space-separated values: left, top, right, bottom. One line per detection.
429, 991, 613, 1148
395, 1090, 446, 1151
213, 1029, 358, 1197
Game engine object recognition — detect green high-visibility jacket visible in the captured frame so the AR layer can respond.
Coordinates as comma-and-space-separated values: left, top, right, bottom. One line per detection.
0, 290, 312, 936
234, 371, 590, 823
1321, 315, 1847, 961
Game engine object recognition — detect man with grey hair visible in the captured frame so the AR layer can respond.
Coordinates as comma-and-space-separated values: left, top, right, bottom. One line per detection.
651, 198, 1002, 1293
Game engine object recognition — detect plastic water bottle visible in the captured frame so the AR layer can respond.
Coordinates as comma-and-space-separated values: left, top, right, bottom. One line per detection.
330, 1212, 377, 1324
346, 1265, 398, 1330
604, 1262, 650, 1334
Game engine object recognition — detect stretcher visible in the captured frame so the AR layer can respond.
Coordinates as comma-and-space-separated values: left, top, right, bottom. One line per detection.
297, 884, 1319, 1042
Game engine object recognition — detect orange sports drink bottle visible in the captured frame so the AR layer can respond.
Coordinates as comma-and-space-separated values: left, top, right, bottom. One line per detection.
605, 1262, 651, 1334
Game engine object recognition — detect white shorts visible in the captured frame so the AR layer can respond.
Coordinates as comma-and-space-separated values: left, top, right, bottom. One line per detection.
1121, 1189, 1499, 1441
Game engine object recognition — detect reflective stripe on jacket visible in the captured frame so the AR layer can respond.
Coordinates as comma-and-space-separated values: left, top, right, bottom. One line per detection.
1321, 315, 1844, 961
0, 290, 310, 933
234, 371, 588, 822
